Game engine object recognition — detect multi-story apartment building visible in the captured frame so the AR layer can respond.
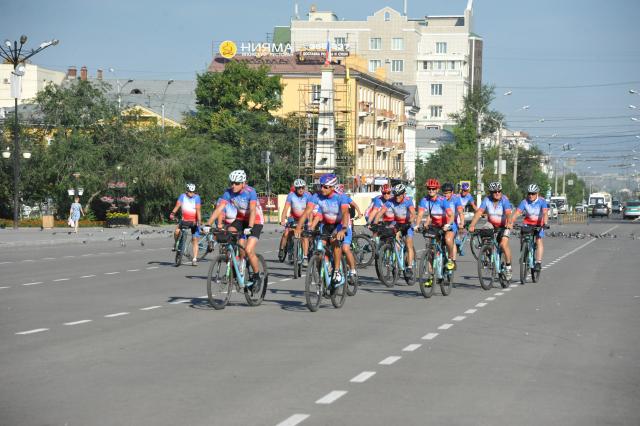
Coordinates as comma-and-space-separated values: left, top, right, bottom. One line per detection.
0, 63, 65, 108
288, 1, 482, 129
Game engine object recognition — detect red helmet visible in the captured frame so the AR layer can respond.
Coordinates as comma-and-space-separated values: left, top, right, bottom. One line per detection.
381, 184, 391, 194
425, 178, 440, 189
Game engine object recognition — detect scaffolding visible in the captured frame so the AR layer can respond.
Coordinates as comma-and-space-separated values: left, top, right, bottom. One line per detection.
297, 81, 353, 186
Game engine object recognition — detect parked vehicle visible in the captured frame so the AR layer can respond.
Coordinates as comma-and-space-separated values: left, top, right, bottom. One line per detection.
612, 200, 622, 214
623, 200, 640, 220
550, 196, 568, 214
591, 203, 610, 218
548, 202, 559, 219
588, 192, 612, 215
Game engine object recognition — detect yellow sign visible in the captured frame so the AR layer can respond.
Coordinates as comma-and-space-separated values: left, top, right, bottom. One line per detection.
219, 40, 237, 59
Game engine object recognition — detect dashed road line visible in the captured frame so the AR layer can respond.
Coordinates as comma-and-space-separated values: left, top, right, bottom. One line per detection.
64, 255, 76, 258
422, 332, 439, 340
22, 259, 35, 262
464, 309, 477, 314
53, 278, 70, 282
140, 306, 162, 311
80, 275, 96, 278
485, 297, 496, 301
42, 257, 56, 260
503, 288, 512, 291
104, 272, 120, 275
276, 414, 310, 426
104, 312, 129, 318
350, 371, 376, 383
146, 266, 158, 270
316, 391, 347, 404
495, 292, 504, 296
379, 356, 401, 365
475, 302, 488, 307
64, 319, 92, 326
509, 284, 518, 288
15, 328, 49, 335
0, 261, 13, 265
127, 269, 140, 272
0, 286, 10, 289
438, 323, 453, 330
452, 316, 466, 321
23, 281, 44, 286
402, 344, 422, 352
280, 278, 292, 282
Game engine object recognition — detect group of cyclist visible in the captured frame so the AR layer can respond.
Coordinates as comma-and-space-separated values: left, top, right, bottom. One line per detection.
169, 169, 549, 288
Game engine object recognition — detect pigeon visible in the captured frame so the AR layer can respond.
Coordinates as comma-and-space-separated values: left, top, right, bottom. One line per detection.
82, 240, 87, 244
108, 237, 114, 241
141, 241, 145, 246
136, 236, 140, 240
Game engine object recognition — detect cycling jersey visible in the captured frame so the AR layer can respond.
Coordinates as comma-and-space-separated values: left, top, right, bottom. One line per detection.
177, 193, 201, 222
444, 194, 463, 233
383, 196, 415, 224
308, 192, 349, 225
458, 192, 475, 209
285, 191, 313, 220
478, 196, 512, 228
418, 196, 452, 228
221, 203, 237, 224
217, 185, 264, 225
517, 197, 548, 226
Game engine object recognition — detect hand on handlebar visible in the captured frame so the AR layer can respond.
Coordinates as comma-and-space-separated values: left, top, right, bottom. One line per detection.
335, 229, 346, 241
169, 212, 175, 221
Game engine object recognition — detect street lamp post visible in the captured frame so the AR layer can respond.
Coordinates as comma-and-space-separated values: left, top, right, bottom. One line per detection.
0, 35, 58, 229
108, 68, 133, 110
161, 79, 174, 132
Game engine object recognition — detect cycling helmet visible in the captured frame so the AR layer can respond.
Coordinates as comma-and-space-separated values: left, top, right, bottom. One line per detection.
381, 184, 391, 194
293, 178, 306, 188
186, 183, 196, 192
335, 184, 345, 194
441, 182, 454, 192
229, 169, 247, 183
392, 183, 406, 196
461, 182, 471, 191
488, 181, 502, 192
319, 173, 338, 187
425, 178, 440, 189
528, 183, 540, 193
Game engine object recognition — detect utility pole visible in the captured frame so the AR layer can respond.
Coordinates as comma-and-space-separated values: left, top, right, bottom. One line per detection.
513, 140, 518, 187
497, 121, 502, 183
554, 159, 558, 196
562, 161, 566, 195
476, 111, 483, 205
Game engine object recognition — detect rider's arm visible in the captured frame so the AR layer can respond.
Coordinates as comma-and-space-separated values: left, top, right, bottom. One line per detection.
296, 202, 315, 234
373, 205, 387, 224
351, 201, 363, 218
196, 199, 202, 226
542, 208, 549, 226
408, 206, 416, 226
170, 200, 182, 219
248, 200, 256, 228
468, 208, 485, 230
280, 202, 291, 225
207, 201, 225, 226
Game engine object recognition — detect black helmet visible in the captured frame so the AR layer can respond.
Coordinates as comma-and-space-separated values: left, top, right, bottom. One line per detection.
441, 182, 454, 192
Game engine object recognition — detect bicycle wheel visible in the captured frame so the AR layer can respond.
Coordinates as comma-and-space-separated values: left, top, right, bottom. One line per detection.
417, 249, 435, 298
403, 245, 416, 286
245, 253, 268, 306
352, 234, 375, 268
440, 268, 453, 296
477, 245, 494, 290
305, 255, 323, 312
196, 236, 210, 261
207, 255, 233, 309
531, 248, 541, 283
498, 261, 509, 288
174, 231, 186, 266
346, 254, 358, 297
278, 234, 289, 263
376, 242, 398, 288
520, 246, 530, 284
292, 238, 301, 279
470, 233, 482, 260
331, 257, 347, 308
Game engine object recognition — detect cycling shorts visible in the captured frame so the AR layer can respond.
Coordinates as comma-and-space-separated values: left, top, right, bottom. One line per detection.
521, 226, 544, 239
227, 219, 262, 240
496, 227, 511, 241
320, 223, 352, 246
395, 222, 414, 238
179, 221, 201, 238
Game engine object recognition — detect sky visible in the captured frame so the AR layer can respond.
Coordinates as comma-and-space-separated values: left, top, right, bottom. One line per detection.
2, 0, 640, 181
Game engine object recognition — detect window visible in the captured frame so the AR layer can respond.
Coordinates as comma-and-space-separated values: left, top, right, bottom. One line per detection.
369, 37, 381, 50
430, 105, 443, 118
435, 61, 444, 70
391, 60, 404, 72
334, 36, 347, 46
449, 61, 457, 70
384, 11, 391, 21
422, 61, 432, 70
431, 84, 442, 96
311, 84, 321, 102
368, 59, 382, 72
436, 42, 447, 54
391, 38, 404, 50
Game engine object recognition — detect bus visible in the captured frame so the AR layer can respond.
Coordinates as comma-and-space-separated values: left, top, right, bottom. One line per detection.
550, 196, 568, 214
588, 192, 612, 212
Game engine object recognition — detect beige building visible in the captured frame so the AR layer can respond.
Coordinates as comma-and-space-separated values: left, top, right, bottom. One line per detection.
0, 63, 65, 108
288, 1, 482, 129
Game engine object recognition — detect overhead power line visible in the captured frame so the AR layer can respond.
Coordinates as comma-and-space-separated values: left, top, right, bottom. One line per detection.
495, 80, 640, 90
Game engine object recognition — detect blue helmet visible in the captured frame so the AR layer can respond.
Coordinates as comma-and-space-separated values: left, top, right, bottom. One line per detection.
461, 182, 470, 191
319, 173, 338, 187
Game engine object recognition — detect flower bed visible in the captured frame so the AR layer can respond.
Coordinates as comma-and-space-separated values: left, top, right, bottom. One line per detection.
0, 218, 105, 228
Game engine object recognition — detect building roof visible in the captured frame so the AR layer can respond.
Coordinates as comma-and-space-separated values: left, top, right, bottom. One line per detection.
402, 85, 419, 108
415, 128, 455, 149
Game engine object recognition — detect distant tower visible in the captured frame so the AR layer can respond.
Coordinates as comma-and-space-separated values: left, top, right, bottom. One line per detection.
315, 65, 336, 173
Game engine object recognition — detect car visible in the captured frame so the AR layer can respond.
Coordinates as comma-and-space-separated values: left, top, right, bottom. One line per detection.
612, 200, 622, 214
591, 203, 610, 218
623, 200, 640, 220
548, 202, 559, 219
575, 203, 587, 213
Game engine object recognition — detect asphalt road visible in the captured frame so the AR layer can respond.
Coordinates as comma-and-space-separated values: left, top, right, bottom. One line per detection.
1, 220, 639, 426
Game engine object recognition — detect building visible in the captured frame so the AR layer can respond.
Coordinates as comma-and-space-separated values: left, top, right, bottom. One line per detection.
0, 63, 65, 108
287, 1, 482, 129
208, 54, 409, 191
415, 127, 454, 161
402, 85, 420, 181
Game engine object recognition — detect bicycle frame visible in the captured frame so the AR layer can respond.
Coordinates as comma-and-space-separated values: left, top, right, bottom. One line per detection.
520, 228, 539, 269
314, 235, 345, 288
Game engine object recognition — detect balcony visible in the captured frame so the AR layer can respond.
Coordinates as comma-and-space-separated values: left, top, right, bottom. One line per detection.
358, 101, 371, 117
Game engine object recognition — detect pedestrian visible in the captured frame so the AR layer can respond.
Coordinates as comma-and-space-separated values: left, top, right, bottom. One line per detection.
69, 196, 84, 234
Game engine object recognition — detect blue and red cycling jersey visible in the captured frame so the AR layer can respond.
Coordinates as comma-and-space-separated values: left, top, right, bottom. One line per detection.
380, 196, 415, 224
177, 193, 201, 222
308, 192, 349, 225
478, 196, 512, 228
517, 197, 548, 226
458, 193, 475, 209
285, 191, 313, 220
217, 186, 264, 225
418, 196, 452, 228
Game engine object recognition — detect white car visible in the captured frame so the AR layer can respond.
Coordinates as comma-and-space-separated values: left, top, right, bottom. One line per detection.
548, 202, 559, 219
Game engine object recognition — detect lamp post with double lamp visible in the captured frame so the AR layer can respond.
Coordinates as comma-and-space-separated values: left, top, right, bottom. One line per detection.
108, 68, 134, 110
0, 35, 58, 229
161, 79, 174, 132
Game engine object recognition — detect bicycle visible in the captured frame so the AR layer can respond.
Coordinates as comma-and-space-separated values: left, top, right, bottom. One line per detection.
206, 230, 268, 310
517, 224, 547, 284
174, 220, 199, 266
475, 228, 510, 290
350, 228, 375, 268
375, 224, 415, 288
303, 229, 348, 312
278, 220, 296, 263
417, 226, 454, 298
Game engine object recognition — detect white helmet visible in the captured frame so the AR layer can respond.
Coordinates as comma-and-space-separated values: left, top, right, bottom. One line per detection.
293, 178, 306, 188
229, 170, 247, 183
392, 183, 406, 195
186, 183, 196, 192
528, 184, 540, 193
488, 181, 502, 192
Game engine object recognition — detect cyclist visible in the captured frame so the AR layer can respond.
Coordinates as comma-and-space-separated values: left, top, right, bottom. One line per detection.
364, 184, 393, 225
441, 182, 464, 265
372, 183, 416, 279
336, 184, 362, 281
295, 173, 351, 284
207, 170, 264, 286
458, 181, 477, 214
279, 178, 312, 265
468, 181, 514, 280
415, 178, 456, 270
169, 183, 202, 266
510, 184, 548, 272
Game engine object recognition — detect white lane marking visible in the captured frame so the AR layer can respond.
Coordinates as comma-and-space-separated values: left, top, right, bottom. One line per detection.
53, 278, 70, 282
140, 305, 162, 311
350, 371, 376, 383
438, 323, 453, 330
422, 332, 439, 340
23, 282, 44, 286
104, 272, 120, 275
509, 284, 518, 288
452, 316, 466, 321
64, 255, 76, 258
280, 278, 292, 282
0, 286, 10, 289
16, 328, 49, 335
264, 250, 275, 254
403, 344, 422, 352
503, 288, 512, 292
0, 261, 13, 264
64, 319, 92, 326
81, 254, 92, 257
379, 356, 402, 365
276, 414, 310, 426
146, 266, 159, 270
22, 259, 35, 262
495, 292, 504, 296
80, 275, 96, 278
465, 309, 477, 314
127, 269, 140, 272
43, 257, 56, 260
316, 391, 347, 404
115, 251, 125, 254
104, 312, 129, 318
475, 302, 487, 307
485, 297, 496, 301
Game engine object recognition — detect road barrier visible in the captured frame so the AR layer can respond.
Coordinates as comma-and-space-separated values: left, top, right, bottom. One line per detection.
558, 212, 587, 225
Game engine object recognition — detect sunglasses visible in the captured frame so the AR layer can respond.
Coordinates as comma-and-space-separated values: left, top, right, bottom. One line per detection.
427, 188, 438, 191
528, 192, 537, 195
231, 182, 243, 186
382, 191, 391, 195
321, 185, 333, 189
491, 190, 502, 194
